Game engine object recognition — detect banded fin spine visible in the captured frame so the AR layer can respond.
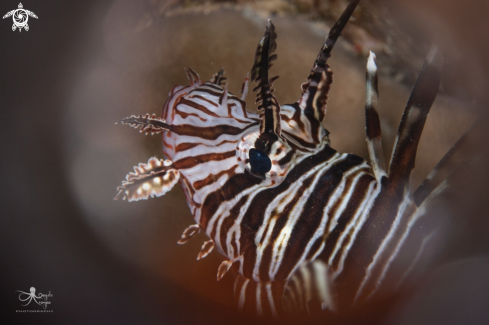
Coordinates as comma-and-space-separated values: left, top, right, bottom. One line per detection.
365, 52, 386, 180
334, 43, 444, 310
389, 44, 444, 187
298, 0, 359, 122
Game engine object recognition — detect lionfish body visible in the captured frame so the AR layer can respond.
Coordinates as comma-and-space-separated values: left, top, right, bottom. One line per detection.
116, 0, 451, 317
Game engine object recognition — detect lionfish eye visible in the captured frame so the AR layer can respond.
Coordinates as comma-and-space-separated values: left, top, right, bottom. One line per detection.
237, 130, 295, 187
249, 149, 272, 174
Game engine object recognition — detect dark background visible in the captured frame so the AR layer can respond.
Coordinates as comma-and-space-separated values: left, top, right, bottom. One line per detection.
0, 1, 226, 324
1, 0, 489, 324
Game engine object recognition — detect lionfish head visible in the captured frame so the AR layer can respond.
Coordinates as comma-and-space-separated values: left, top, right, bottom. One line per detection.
116, 18, 332, 202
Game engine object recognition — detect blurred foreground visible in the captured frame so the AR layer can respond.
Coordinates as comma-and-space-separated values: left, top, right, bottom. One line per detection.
1, 0, 489, 324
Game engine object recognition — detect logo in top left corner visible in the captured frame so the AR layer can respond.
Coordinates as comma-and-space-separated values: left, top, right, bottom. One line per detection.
3, 3, 38, 32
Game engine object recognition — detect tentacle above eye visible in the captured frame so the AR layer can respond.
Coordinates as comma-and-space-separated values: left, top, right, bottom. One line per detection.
119, 113, 171, 135
251, 19, 281, 136
114, 157, 180, 201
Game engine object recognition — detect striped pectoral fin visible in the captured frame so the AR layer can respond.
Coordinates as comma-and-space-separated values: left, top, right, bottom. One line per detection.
388, 44, 444, 186
119, 113, 171, 135
365, 52, 386, 180
234, 275, 286, 318
114, 157, 180, 201
283, 260, 336, 315
177, 224, 200, 245
197, 239, 215, 260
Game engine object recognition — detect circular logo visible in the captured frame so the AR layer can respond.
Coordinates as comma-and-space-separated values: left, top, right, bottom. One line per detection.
13, 9, 28, 27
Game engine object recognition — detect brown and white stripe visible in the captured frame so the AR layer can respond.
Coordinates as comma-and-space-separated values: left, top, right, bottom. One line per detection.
114, 0, 460, 318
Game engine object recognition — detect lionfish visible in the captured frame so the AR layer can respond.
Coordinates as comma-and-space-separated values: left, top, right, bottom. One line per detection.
114, 0, 454, 317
